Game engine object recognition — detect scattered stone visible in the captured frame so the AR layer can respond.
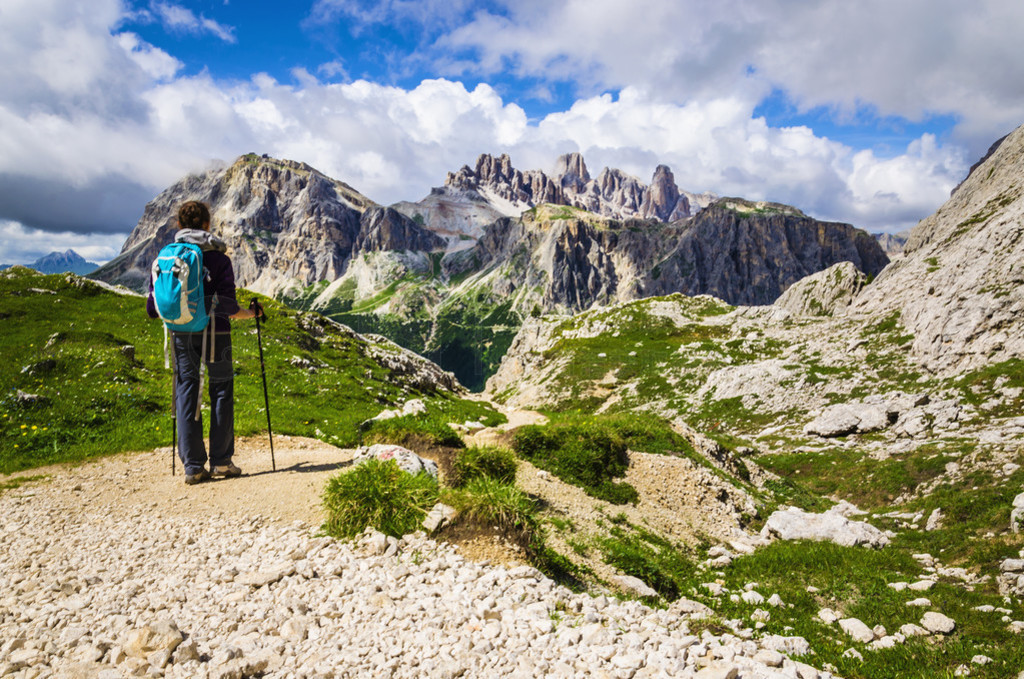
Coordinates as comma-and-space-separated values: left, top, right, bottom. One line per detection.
752, 649, 784, 667
1011, 493, 1024, 534
123, 621, 184, 659
696, 663, 739, 679
612, 575, 658, 599
921, 612, 956, 634
818, 608, 840, 624
926, 508, 944, 531
839, 618, 876, 643
971, 655, 993, 665
741, 590, 765, 605
900, 623, 929, 637
843, 648, 864, 661
422, 503, 457, 533
908, 579, 936, 591
907, 598, 932, 607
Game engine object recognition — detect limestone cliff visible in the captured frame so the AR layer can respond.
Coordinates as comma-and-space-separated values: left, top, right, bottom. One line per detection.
445, 200, 888, 314
850, 123, 1024, 373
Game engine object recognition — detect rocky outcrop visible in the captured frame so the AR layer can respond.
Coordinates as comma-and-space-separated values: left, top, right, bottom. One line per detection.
850, 123, 1024, 374
91, 155, 443, 297
873, 231, 909, 257
354, 207, 446, 253
774, 261, 868, 317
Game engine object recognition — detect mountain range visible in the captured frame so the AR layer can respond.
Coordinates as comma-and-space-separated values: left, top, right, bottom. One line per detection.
92, 152, 888, 389
1, 249, 99, 276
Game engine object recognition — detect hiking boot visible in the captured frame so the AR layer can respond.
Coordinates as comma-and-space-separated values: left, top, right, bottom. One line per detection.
212, 462, 242, 478
184, 469, 210, 485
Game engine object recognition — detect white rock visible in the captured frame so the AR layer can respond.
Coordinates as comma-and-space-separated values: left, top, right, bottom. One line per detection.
842, 648, 864, 661
971, 655, 993, 665
908, 579, 936, 591
818, 608, 840, 624
352, 444, 439, 478
906, 598, 932, 607
921, 612, 956, 634
762, 506, 889, 548
899, 623, 929, 637
753, 649, 784, 667
741, 590, 765, 605
838, 618, 875, 643
611, 575, 658, 599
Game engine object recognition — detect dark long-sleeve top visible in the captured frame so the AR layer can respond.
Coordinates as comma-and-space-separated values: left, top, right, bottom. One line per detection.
146, 234, 241, 333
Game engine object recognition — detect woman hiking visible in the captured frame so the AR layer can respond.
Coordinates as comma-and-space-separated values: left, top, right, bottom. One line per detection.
147, 200, 262, 484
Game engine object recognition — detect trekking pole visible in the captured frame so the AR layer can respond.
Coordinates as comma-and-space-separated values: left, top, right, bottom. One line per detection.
250, 298, 275, 471
170, 347, 177, 476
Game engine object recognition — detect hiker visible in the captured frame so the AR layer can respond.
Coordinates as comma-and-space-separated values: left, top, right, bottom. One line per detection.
147, 201, 262, 485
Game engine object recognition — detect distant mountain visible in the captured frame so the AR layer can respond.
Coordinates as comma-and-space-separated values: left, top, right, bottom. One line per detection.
0, 250, 99, 275
391, 152, 718, 238
872, 230, 911, 257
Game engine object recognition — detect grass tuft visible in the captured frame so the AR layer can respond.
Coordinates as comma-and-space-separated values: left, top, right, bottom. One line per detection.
321, 458, 439, 539
448, 445, 518, 487
513, 420, 638, 504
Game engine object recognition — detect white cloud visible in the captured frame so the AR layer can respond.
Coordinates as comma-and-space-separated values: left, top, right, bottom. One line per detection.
151, 2, 236, 43
116, 32, 182, 81
438, 0, 1024, 153
0, 0, 982, 263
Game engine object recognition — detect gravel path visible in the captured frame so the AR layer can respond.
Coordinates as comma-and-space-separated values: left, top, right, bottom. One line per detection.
0, 437, 831, 678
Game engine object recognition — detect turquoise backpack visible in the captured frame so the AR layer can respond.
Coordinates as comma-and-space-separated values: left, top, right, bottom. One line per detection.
151, 242, 210, 332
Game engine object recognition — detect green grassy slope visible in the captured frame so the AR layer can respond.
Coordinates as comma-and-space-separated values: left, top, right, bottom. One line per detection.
0, 267, 497, 473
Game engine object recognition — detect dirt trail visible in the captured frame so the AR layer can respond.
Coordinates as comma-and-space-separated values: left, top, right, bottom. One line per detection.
7, 435, 357, 527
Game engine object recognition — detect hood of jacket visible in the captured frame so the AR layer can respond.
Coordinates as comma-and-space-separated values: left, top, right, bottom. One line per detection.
175, 228, 227, 253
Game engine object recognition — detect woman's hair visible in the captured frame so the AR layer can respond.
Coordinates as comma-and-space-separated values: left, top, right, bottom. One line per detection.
177, 201, 211, 231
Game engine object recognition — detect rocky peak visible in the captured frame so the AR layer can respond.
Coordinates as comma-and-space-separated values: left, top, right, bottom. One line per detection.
639, 165, 690, 222
92, 154, 442, 297
554, 152, 591, 193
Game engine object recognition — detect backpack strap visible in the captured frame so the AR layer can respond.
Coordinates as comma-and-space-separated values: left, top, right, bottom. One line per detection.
163, 326, 170, 370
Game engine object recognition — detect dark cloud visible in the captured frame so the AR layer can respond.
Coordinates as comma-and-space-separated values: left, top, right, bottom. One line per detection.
0, 173, 153, 235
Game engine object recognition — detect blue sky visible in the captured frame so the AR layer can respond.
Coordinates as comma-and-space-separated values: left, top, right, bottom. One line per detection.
2, 0, 1023, 264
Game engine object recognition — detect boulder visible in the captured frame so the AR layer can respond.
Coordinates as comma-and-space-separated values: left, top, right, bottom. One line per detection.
804, 403, 890, 437
352, 444, 438, 478
761, 506, 890, 548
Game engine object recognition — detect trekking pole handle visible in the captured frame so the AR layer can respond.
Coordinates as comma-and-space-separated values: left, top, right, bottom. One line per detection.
249, 298, 266, 321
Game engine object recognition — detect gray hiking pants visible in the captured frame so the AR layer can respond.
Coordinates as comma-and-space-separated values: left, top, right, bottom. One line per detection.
173, 331, 234, 475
